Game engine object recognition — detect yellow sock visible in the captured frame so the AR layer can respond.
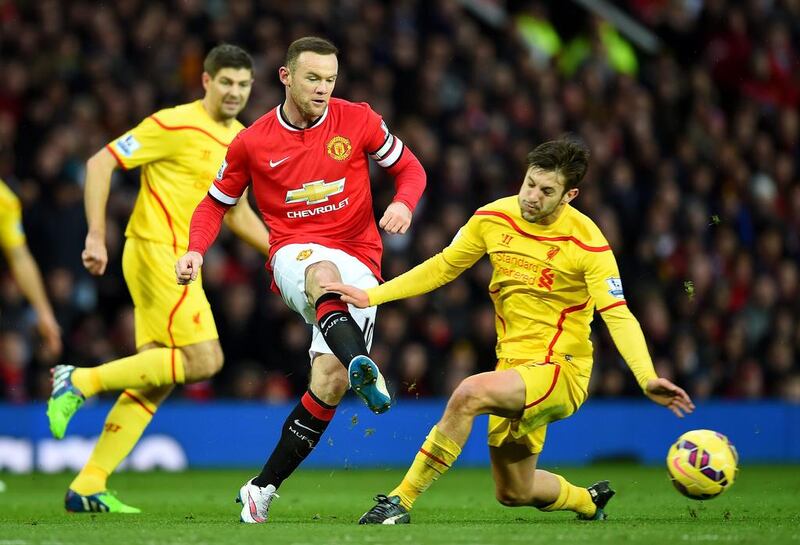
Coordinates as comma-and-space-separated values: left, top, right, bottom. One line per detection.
72, 348, 185, 398
70, 389, 157, 495
390, 425, 462, 510
539, 474, 595, 517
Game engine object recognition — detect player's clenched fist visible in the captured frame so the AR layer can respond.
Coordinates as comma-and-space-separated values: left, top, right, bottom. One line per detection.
82, 231, 108, 276
175, 251, 203, 285
378, 201, 412, 234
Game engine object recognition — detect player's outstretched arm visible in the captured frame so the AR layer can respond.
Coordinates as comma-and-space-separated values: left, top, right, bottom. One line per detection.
321, 282, 369, 308
176, 251, 204, 285
644, 377, 695, 418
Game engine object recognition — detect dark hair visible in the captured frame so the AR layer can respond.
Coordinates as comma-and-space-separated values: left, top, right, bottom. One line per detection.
203, 44, 254, 77
526, 137, 590, 191
285, 36, 338, 71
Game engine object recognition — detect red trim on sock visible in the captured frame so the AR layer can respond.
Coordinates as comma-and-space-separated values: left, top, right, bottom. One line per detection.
123, 390, 154, 416
419, 448, 450, 468
315, 299, 348, 322
301, 391, 336, 421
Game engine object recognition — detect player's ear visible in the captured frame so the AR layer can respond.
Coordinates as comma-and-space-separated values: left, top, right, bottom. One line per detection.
563, 187, 579, 203
201, 72, 211, 91
278, 66, 291, 86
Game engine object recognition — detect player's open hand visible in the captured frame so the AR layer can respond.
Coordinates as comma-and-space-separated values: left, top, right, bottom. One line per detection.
176, 251, 203, 285
82, 231, 108, 275
320, 282, 370, 308
645, 377, 695, 418
379, 201, 412, 234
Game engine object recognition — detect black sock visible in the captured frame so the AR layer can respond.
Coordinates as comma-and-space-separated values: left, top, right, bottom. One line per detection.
314, 292, 368, 369
252, 390, 336, 489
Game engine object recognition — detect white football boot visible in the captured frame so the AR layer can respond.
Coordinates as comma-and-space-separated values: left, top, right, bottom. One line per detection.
236, 479, 279, 523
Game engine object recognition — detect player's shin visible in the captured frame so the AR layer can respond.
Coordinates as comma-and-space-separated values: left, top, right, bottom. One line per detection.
391, 425, 462, 510
251, 390, 336, 488
314, 293, 369, 367
70, 389, 157, 495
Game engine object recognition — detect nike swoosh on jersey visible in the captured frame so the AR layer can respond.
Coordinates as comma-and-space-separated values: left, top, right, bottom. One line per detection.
269, 156, 290, 167
293, 419, 321, 434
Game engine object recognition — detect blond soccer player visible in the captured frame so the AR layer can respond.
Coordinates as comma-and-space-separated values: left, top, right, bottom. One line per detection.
46, 44, 269, 513
0, 179, 61, 357
325, 138, 695, 524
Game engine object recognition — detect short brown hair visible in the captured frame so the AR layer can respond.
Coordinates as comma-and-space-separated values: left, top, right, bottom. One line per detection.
285, 36, 338, 71
204, 44, 253, 77
527, 138, 590, 191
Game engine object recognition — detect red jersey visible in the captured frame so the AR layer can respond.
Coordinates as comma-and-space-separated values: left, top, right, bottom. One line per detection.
209, 98, 418, 280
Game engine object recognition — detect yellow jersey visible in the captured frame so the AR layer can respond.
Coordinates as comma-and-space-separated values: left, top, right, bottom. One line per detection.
0, 179, 26, 251
368, 196, 657, 390
106, 100, 244, 253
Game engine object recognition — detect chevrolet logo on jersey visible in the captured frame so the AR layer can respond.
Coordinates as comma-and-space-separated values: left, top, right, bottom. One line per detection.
285, 178, 345, 205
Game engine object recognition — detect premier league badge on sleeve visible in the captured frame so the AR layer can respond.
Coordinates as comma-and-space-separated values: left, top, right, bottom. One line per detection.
606, 277, 624, 299
115, 134, 140, 157
216, 159, 227, 181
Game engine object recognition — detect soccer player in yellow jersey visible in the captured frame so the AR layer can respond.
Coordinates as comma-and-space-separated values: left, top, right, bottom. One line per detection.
0, 179, 61, 357
325, 138, 695, 524
46, 45, 269, 513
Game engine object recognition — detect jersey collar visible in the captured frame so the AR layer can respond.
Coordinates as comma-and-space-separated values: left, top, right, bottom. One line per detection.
276, 102, 329, 132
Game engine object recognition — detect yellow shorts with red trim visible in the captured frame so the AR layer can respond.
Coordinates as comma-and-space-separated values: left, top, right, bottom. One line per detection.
122, 237, 217, 348
487, 358, 588, 455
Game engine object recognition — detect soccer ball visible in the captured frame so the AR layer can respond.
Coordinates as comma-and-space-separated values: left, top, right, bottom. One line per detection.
666, 429, 738, 500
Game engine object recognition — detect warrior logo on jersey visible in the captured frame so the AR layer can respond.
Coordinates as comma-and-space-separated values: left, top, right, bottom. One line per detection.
326, 135, 352, 161
285, 178, 346, 205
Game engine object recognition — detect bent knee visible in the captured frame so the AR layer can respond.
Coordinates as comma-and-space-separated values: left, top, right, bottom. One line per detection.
305, 261, 342, 300
448, 376, 488, 414
181, 342, 224, 382
310, 360, 350, 403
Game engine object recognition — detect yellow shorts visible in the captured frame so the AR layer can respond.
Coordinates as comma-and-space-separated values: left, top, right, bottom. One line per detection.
487, 358, 588, 454
122, 237, 217, 348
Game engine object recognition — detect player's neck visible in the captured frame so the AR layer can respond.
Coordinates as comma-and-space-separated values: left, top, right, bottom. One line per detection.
535, 202, 568, 226
281, 99, 320, 129
201, 97, 235, 127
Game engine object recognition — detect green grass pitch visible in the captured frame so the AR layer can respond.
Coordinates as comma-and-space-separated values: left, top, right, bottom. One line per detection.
1, 465, 798, 544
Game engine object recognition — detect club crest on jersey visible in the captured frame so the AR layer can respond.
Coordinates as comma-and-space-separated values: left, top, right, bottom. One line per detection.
326, 135, 352, 161
545, 246, 560, 261
296, 249, 313, 261
285, 178, 345, 205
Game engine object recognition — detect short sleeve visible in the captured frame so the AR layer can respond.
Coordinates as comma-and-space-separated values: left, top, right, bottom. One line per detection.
0, 189, 26, 250
208, 133, 250, 205
106, 116, 176, 170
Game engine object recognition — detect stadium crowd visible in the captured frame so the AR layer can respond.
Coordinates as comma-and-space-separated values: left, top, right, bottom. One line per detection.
0, 0, 799, 404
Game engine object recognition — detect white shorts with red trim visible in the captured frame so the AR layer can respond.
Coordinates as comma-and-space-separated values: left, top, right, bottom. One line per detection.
271, 243, 378, 362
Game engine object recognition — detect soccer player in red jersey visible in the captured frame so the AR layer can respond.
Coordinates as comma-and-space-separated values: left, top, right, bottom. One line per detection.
176, 36, 427, 523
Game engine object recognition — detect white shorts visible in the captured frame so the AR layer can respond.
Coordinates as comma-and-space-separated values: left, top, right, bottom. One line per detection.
271, 243, 379, 362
